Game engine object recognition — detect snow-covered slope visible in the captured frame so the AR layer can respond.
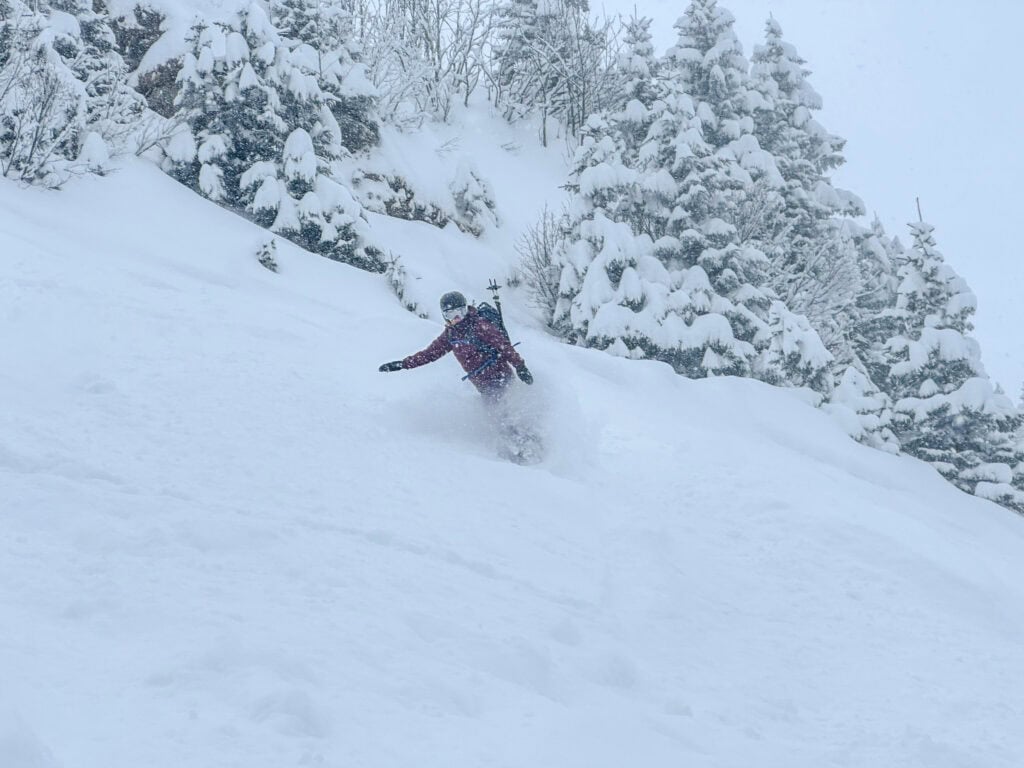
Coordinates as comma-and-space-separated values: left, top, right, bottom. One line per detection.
3, 149, 1024, 768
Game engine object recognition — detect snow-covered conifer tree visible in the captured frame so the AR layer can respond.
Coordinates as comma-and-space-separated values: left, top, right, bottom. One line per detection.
553, 0, 829, 391
553, 106, 671, 351
746, 17, 862, 357
610, 13, 661, 171
655, 0, 783, 294
269, 0, 379, 151
822, 366, 899, 453
165, 5, 380, 270
760, 300, 833, 393
166, 16, 271, 196
617, 13, 658, 109
847, 217, 906, 384
748, 17, 852, 222
666, 0, 757, 151
883, 220, 1024, 509
624, 3, 794, 381
816, 218, 904, 451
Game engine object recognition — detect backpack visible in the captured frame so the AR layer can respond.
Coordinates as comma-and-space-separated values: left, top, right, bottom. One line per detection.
474, 301, 509, 341
451, 301, 516, 382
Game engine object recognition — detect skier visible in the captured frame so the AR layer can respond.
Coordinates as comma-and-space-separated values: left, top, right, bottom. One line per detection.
378, 291, 533, 400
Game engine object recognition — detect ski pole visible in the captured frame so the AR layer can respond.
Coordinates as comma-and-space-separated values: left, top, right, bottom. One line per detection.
487, 278, 504, 327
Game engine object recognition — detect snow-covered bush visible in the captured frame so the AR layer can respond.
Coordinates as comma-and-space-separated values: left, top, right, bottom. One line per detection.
384, 253, 427, 317
0, 12, 82, 185
256, 239, 279, 272
0, 0, 144, 186
351, 158, 496, 237
351, 170, 451, 229
449, 159, 497, 236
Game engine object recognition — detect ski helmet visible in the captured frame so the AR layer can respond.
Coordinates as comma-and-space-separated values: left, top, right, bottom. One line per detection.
440, 291, 467, 312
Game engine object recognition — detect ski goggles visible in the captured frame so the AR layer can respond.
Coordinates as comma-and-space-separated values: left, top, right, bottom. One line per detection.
443, 306, 468, 324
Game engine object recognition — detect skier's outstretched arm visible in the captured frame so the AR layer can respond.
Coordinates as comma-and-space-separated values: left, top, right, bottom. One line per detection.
379, 333, 452, 373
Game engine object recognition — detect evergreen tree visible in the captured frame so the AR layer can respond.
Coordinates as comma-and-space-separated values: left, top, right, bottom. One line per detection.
633, 80, 775, 378
747, 17, 862, 358
630, 2, 800, 382
760, 300, 833, 392
617, 13, 658, 109
269, 0, 379, 151
167, 15, 279, 198
847, 216, 905, 382
552, 2, 828, 391
666, 0, 755, 151
883, 220, 1023, 509
611, 13, 661, 179
748, 17, 851, 222
823, 366, 899, 453
553, 112, 652, 344
164, 5, 380, 270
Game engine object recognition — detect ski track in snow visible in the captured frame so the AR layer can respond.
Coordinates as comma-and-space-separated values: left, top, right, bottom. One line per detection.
2, 153, 1024, 768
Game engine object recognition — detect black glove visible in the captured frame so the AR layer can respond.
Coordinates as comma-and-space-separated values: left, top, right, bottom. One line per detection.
516, 363, 533, 385
379, 360, 405, 372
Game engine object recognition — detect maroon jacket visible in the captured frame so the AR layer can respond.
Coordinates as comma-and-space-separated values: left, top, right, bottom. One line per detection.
403, 307, 524, 393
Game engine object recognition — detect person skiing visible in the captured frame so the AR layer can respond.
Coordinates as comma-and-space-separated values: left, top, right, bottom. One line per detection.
378, 290, 533, 400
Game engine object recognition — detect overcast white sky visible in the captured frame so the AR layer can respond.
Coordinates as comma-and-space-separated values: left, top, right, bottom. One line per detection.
603, 0, 1024, 394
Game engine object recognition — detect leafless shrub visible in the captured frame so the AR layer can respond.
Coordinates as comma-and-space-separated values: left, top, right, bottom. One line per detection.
516, 204, 567, 324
